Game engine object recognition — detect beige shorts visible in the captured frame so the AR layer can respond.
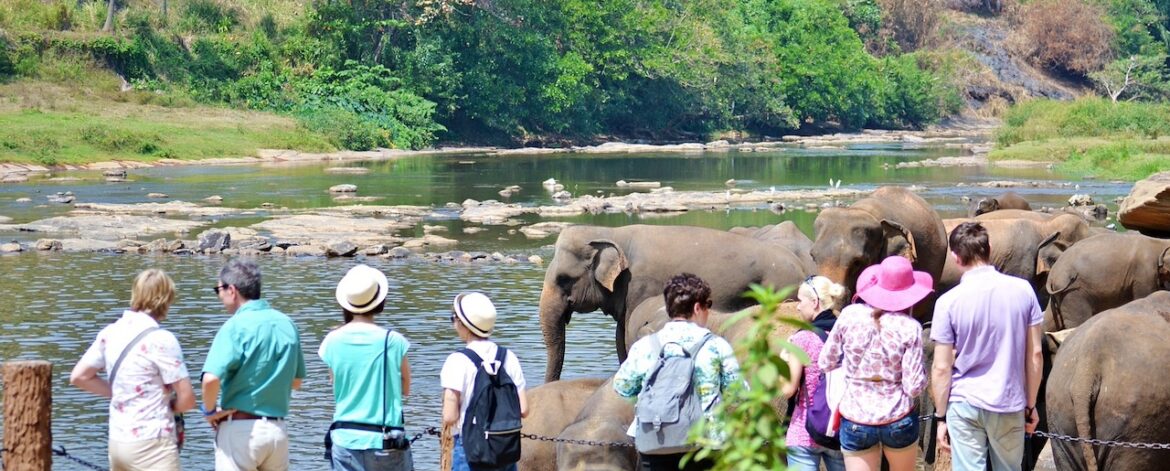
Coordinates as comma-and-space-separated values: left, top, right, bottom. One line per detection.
108, 437, 179, 471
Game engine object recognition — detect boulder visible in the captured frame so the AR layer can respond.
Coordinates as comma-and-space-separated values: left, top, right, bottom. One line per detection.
197, 229, 232, 252
0, 215, 10, 224
15, 198, 31, 203
35, 239, 62, 251
47, 192, 75, 204
146, 193, 169, 199
1, 242, 23, 253
1119, 171, 1170, 235
519, 222, 572, 239
528, 255, 543, 264
325, 240, 358, 257
329, 184, 358, 193
364, 244, 390, 256
205, 195, 224, 204
102, 169, 127, 178
386, 246, 413, 258
285, 244, 327, 257
1068, 194, 1094, 206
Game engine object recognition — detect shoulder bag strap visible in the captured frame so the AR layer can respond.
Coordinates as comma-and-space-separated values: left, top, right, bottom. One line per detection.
109, 326, 160, 387
382, 329, 390, 433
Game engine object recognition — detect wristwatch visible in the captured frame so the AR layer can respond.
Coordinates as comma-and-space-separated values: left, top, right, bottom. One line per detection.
199, 404, 219, 417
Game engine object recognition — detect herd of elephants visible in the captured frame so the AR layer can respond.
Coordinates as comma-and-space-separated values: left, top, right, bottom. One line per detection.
517, 186, 1170, 471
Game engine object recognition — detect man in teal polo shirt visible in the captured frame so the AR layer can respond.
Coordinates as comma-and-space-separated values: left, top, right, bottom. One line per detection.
201, 259, 305, 471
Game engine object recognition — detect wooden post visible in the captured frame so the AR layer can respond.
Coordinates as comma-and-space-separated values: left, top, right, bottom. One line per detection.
1, 360, 53, 471
439, 423, 453, 471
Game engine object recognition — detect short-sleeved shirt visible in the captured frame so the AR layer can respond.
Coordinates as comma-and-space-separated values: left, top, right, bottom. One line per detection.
79, 310, 189, 442
440, 339, 526, 433
319, 322, 410, 450
819, 304, 926, 425
613, 320, 742, 444
931, 265, 1043, 413
786, 330, 827, 448
202, 299, 305, 418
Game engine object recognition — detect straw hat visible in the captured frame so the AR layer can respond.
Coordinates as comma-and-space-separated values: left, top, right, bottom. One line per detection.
855, 255, 933, 312
335, 264, 389, 314
453, 292, 496, 337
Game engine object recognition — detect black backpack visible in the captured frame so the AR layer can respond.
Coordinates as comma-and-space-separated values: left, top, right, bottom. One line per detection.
460, 347, 523, 468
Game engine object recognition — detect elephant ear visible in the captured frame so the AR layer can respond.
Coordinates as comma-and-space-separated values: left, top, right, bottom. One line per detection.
880, 219, 918, 263
589, 239, 628, 292
1035, 231, 1062, 276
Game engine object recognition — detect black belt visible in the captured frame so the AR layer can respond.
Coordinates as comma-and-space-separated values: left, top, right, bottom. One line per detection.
323, 421, 406, 460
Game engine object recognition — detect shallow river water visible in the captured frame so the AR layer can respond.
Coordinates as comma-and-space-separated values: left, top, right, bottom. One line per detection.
0, 143, 1133, 469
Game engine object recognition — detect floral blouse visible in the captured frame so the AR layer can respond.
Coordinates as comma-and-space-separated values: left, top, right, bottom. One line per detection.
818, 303, 926, 425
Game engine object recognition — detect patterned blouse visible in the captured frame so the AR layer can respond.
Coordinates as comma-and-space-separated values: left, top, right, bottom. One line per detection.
786, 330, 827, 448
818, 303, 926, 425
614, 320, 741, 444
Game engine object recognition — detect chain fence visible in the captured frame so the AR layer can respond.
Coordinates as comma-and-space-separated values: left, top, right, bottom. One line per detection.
1029, 430, 1170, 451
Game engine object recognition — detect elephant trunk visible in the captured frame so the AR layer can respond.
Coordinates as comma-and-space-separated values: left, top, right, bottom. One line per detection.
539, 280, 570, 382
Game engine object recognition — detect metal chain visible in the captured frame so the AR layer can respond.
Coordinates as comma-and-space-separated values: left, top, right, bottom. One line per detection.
413, 426, 441, 443
520, 432, 636, 448
1030, 431, 1170, 450
52, 445, 108, 471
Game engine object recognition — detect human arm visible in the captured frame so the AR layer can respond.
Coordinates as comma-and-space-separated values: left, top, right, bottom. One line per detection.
903, 326, 927, 398
442, 388, 461, 427
401, 355, 411, 397
931, 343, 955, 452
612, 340, 648, 399
69, 362, 111, 398
292, 328, 306, 391
169, 378, 196, 413
199, 372, 235, 429
518, 388, 529, 419
1024, 323, 1044, 433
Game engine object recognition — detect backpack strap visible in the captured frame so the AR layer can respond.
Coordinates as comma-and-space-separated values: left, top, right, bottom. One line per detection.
687, 332, 714, 358
460, 347, 484, 369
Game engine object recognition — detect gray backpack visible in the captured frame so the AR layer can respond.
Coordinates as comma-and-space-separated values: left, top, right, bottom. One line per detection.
634, 332, 715, 455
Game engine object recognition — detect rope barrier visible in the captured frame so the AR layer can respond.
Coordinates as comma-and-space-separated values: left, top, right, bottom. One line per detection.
52, 445, 108, 471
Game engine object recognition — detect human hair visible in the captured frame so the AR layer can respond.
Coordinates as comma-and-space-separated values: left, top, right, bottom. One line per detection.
800, 275, 846, 312
949, 221, 991, 266
219, 259, 262, 300
130, 269, 176, 320
343, 301, 385, 324
663, 273, 712, 319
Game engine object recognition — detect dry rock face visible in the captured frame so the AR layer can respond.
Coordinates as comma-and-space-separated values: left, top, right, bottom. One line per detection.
251, 214, 412, 246
1119, 171, 1170, 235
7, 214, 206, 240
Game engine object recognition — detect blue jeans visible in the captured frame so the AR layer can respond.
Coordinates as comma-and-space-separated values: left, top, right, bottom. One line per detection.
331, 445, 413, 471
787, 445, 846, 471
838, 413, 919, 453
452, 435, 517, 471
946, 401, 1025, 471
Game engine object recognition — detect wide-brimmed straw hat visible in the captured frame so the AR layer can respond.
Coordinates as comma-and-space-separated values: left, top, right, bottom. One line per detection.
855, 255, 933, 312
453, 292, 497, 337
335, 264, 389, 314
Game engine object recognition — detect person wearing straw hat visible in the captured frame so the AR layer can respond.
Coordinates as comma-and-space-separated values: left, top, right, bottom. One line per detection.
319, 264, 413, 470
440, 292, 529, 471
201, 259, 305, 471
70, 268, 195, 471
929, 222, 1043, 471
819, 255, 930, 471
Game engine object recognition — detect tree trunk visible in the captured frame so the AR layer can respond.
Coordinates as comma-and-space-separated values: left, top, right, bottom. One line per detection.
102, 0, 117, 32
1, 361, 53, 471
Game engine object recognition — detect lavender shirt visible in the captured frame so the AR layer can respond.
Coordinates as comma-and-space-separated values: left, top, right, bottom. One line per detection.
931, 265, 1043, 413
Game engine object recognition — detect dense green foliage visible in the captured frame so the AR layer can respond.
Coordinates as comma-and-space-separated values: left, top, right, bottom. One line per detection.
992, 97, 1170, 179
690, 284, 806, 470
0, 0, 963, 150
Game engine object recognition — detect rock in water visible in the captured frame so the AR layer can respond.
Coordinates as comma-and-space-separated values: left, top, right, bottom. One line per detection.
0, 242, 22, 253
325, 240, 358, 257
1119, 171, 1170, 235
197, 229, 231, 252
329, 184, 358, 193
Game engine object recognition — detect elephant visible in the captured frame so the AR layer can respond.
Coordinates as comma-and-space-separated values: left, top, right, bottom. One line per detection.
539, 224, 809, 381
810, 186, 947, 320
1044, 232, 1170, 331
1046, 291, 1170, 471
972, 191, 1031, 216
555, 377, 638, 470
975, 208, 1053, 222
937, 214, 1092, 306
623, 296, 799, 358
519, 377, 608, 471
729, 221, 816, 275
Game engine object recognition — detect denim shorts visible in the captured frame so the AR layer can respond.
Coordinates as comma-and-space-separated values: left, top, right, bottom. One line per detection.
838, 413, 919, 453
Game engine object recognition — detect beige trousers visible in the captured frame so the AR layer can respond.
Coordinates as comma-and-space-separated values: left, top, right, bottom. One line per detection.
108, 437, 180, 471
214, 418, 289, 471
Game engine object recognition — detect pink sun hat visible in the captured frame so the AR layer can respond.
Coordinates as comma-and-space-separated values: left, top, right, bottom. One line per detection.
855, 255, 934, 312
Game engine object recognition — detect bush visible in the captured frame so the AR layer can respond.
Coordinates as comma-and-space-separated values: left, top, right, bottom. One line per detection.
1014, 0, 1114, 76
297, 107, 384, 151
879, 0, 942, 51
79, 125, 164, 154
180, 0, 240, 33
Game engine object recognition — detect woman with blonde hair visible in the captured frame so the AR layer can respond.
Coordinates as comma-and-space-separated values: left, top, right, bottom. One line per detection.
783, 275, 847, 471
818, 256, 930, 471
71, 269, 195, 471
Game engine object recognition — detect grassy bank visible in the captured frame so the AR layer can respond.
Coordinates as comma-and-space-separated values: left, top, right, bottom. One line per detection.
990, 98, 1170, 180
0, 73, 333, 166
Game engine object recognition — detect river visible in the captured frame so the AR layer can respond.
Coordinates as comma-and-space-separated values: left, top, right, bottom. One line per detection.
0, 143, 1132, 469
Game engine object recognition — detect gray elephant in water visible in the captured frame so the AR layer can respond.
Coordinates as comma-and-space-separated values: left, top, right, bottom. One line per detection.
972, 191, 1031, 216
1046, 291, 1170, 471
729, 221, 816, 275
1044, 232, 1170, 331
538, 224, 808, 381
555, 377, 638, 470
519, 377, 608, 471
810, 186, 947, 320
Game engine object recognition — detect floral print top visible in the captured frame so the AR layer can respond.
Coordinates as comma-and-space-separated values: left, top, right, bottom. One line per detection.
818, 303, 926, 425
614, 320, 741, 444
786, 330, 827, 447
79, 310, 189, 442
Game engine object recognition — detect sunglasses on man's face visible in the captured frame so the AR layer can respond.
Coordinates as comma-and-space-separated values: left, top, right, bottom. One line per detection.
212, 284, 229, 295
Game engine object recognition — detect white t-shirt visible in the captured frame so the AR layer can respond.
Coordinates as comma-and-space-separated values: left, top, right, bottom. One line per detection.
439, 339, 526, 433
79, 310, 189, 442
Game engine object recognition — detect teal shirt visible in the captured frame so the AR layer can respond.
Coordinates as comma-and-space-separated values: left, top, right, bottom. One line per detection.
202, 299, 305, 418
319, 323, 410, 450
